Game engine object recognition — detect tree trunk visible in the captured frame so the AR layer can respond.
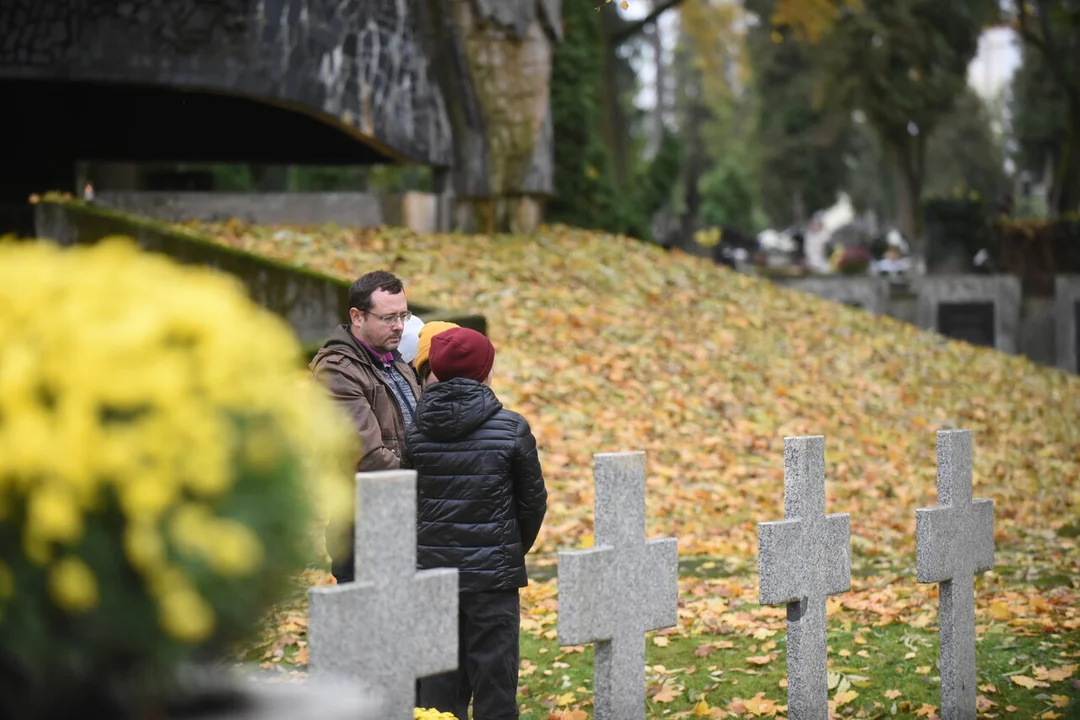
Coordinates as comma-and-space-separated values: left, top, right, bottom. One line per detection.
599, 10, 629, 179
1051, 89, 1080, 215
890, 135, 925, 253
645, 0, 666, 158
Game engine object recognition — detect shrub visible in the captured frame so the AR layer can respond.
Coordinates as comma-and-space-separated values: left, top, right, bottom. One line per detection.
993, 215, 1080, 296
0, 237, 353, 718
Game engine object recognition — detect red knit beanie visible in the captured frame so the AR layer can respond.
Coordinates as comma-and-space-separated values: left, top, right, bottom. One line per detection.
428, 327, 495, 383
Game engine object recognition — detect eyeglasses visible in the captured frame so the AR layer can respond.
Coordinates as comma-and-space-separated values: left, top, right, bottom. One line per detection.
364, 310, 412, 326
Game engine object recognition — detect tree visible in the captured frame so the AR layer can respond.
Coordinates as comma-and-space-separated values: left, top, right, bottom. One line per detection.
924, 87, 1008, 204
745, 0, 854, 227
776, 0, 995, 247
1010, 0, 1080, 214
1010, 45, 1069, 210
548, 0, 631, 234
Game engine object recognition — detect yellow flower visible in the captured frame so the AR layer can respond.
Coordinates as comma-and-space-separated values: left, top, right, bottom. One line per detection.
49, 556, 99, 612
241, 426, 282, 473
0, 559, 13, 599
414, 710, 458, 720
119, 474, 179, 521
158, 586, 215, 643
124, 520, 166, 572
26, 484, 84, 544
203, 519, 264, 577
169, 503, 216, 557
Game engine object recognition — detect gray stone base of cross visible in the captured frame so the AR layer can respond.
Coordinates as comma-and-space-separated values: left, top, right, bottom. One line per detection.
557, 452, 679, 720
308, 470, 459, 719
758, 436, 851, 720
916, 430, 994, 720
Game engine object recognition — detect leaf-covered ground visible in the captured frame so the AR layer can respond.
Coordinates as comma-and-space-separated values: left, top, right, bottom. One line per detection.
185, 220, 1080, 717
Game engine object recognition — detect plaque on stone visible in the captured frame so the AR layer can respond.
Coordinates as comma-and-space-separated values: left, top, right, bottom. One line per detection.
937, 302, 996, 348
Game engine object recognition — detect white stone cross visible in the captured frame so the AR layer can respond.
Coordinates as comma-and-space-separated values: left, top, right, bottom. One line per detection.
916, 429, 995, 720
557, 452, 679, 720
308, 470, 459, 719
758, 436, 851, 720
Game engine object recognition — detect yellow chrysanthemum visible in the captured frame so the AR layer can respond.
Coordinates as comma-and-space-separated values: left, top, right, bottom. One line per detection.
158, 587, 215, 643
48, 556, 99, 613
26, 484, 83, 545
202, 519, 264, 577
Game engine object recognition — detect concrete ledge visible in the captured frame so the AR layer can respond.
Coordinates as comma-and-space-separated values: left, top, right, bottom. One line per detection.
1056, 276, 1080, 374
33, 200, 485, 345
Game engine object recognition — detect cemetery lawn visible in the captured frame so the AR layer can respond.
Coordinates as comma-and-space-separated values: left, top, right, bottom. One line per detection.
192, 220, 1080, 718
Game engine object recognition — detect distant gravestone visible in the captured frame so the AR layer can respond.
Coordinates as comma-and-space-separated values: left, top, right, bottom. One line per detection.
557, 452, 679, 720
1054, 276, 1080, 374
916, 430, 995, 720
758, 436, 851, 720
308, 471, 459, 719
915, 276, 1020, 354
937, 301, 996, 348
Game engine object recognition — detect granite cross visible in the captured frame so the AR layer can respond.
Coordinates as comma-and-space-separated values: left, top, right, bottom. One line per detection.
308, 470, 459, 719
557, 452, 679, 720
758, 436, 851, 720
916, 430, 995, 720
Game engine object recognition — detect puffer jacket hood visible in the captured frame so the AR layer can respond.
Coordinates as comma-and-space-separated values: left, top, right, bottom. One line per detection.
415, 377, 503, 442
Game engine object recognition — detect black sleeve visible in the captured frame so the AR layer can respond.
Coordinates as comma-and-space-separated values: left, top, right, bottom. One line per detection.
511, 415, 547, 554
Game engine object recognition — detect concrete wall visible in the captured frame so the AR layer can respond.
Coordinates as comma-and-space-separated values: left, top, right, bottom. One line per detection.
94, 191, 455, 233
777, 275, 1067, 372
34, 201, 486, 347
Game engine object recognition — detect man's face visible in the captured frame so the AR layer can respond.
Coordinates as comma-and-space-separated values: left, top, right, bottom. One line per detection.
351, 289, 408, 354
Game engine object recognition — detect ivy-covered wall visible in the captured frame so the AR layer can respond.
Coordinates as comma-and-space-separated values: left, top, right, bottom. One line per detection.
33, 201, 486, 346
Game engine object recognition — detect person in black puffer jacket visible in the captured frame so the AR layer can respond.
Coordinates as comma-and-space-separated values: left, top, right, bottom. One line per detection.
405, 327, 547, 720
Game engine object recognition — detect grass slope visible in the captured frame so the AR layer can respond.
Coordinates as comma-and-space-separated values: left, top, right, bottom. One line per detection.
188, 221, 1080, 718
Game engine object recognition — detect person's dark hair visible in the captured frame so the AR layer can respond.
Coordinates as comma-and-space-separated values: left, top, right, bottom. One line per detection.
348, 271, 405, 312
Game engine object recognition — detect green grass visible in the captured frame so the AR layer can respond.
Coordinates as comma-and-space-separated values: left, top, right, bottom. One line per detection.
516, 622, 1080, 719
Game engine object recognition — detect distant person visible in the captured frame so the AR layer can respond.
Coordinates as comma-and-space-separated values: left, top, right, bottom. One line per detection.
399, 314, 426, 365
408, 328, 547, 720
309, 270, 420, 583
413, 321, 460, 390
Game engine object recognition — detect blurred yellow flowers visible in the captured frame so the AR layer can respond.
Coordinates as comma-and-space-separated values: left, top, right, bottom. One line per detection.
0, 237, 354, 643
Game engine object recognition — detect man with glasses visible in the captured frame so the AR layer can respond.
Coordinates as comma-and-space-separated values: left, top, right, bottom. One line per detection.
310, 270, 421, 584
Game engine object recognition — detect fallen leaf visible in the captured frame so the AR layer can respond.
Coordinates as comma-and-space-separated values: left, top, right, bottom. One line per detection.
885, 689, 901, 699
653, 636, 671, 647
915, 666, 931, 675
652, 685, 682, 703
988, 601, 1012, 621
1010, 675, 1049, 689
746, 655, 775, 665
834, 690, 859, 706
1035, 664, 1077, 683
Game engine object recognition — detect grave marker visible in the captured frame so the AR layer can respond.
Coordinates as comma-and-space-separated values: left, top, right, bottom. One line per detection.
915, 276, 1020, 354
557, 452, 679, 720
937, 301, 996, 348
916, 430, 995, 720
308, 470, 459, 719
758, 436, 851, 720
1053, 276, 1080, 373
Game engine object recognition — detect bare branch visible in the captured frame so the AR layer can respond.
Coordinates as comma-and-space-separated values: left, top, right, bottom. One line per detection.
608, 0, 686, 44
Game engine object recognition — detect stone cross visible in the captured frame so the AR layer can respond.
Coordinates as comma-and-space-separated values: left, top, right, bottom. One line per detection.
916, 430, 995, 720
308, 470, 459, 719
557, 452, 679, 720
758, 436, 851, 720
